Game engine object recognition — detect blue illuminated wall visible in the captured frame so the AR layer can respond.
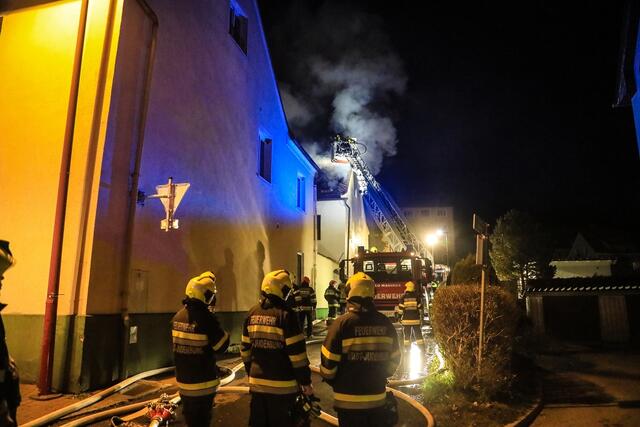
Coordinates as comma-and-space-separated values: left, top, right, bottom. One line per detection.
92, 0, 317, 339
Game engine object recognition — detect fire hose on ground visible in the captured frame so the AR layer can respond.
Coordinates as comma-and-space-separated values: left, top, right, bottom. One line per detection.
28, 321, 437, 426
22, 367, 174, 427
59, 368, 236, 427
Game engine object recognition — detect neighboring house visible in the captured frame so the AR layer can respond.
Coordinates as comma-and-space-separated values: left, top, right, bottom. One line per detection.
551, 232, 640, 278
315, 171, 369, 311
0, 0, 318, 392
401, 206, 455, 266
528, 231, 640, 346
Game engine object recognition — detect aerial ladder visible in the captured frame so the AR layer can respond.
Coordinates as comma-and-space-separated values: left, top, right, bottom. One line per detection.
331, 135, 431, 261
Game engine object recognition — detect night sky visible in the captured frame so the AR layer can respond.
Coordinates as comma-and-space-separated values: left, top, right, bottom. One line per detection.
259, 1, 640, 257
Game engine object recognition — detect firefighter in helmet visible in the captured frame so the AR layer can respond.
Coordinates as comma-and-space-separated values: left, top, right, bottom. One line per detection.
398, 281, 425, 350
241, 270, 314, 427
293, 276, 316, 337
0, 241, 19, 427
172, 271, 230, 427
324, 280, 340, 319
320, 272, 401, 426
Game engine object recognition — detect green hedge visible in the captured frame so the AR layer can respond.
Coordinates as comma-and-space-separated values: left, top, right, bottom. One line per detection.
431, 285, 519, 398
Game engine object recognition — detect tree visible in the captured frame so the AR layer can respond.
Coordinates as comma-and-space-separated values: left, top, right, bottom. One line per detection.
450, 254, 499, 286
450, 254, 482, 285
489, 210, 555, 297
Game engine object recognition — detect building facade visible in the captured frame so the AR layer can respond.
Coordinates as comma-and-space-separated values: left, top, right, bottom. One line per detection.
0, 0, 317, 392
315, 172, 370, 311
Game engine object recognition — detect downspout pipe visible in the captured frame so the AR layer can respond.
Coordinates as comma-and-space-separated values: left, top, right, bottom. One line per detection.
38, 0, 90, 395
118, 0, 158, 381
342, 197, 351, 277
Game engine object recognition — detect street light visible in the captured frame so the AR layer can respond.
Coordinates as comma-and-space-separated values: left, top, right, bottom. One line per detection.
425, 233, 438, 268
435, 229, 449, 267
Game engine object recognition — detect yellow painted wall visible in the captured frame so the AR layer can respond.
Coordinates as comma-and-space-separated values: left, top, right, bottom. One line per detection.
0, 1, 80, 315
0, 0, 123, 317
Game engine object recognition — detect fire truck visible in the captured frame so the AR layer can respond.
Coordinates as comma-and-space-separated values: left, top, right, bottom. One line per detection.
332, 135, 433, 316
342, 246, 429, 316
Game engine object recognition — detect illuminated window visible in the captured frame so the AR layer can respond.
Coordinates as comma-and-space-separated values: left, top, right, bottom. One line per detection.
229, 1, 248, 54
258, 137, 272, 182
297, 176, 306, 211
437, 209, 446, 216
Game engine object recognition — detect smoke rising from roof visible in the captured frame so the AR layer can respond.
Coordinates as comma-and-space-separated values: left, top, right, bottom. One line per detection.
266, 2, 407, 185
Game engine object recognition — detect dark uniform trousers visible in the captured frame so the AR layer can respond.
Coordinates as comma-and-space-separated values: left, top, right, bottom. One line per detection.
336, 406, 390, 427
298, 310, 313, 337
182, 394, 214, 427
249, 393, 299, 427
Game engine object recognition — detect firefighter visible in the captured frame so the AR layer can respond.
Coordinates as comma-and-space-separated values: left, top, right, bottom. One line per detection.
324, 280, 340, 319
337, 281, 347, 315
320, 272, 401, 427
0, 241, 19, 427
293, 276, 316, 337
241, 270, 314, 427
172, 271, 230, 427
398, 281, 425, 350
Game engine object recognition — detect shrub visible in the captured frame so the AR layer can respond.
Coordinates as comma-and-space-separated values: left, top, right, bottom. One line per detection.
431, 285, 519, 399
423, 368, 455, 403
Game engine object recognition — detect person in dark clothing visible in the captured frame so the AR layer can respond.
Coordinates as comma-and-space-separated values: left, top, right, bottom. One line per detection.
0, 241, 19, 427
293, 276, 316, 337
337, 281, 347, 315
321, 272, 401, 427
324, 280, 340, 319
398, 281, 425, 351
241, 270, 314, 427
172, 271, 230, 427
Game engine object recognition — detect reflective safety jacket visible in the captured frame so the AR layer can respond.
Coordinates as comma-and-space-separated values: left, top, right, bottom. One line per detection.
293, 283, 317, 312
320, 300, 401, 410
338, 282, 347, 305
172, 298, 230, 397
241, 294, 311, 395
398, 290, 423, 326
324, 285, 340, 308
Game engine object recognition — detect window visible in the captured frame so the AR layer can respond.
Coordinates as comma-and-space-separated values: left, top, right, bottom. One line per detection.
404, 211, 413, 217
316, 215, 321, 240
297, 176, 306, 211
229, 1, 248, 54
437, 209, 446, 217
421, 209, 430, 216
258, 137, 272, 182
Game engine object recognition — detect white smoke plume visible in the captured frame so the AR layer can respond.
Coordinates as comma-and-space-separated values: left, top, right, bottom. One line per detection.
271, 3, 407, 186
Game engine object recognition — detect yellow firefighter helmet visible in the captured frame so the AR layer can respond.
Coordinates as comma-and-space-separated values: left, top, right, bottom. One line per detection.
185, 271, 217, 304
405, 281, 416, 292
261, 269, 292, 298
346, 272, 375, 299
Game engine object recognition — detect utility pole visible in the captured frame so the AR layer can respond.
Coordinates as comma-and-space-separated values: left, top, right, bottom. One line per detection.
473, 214, 490, 376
